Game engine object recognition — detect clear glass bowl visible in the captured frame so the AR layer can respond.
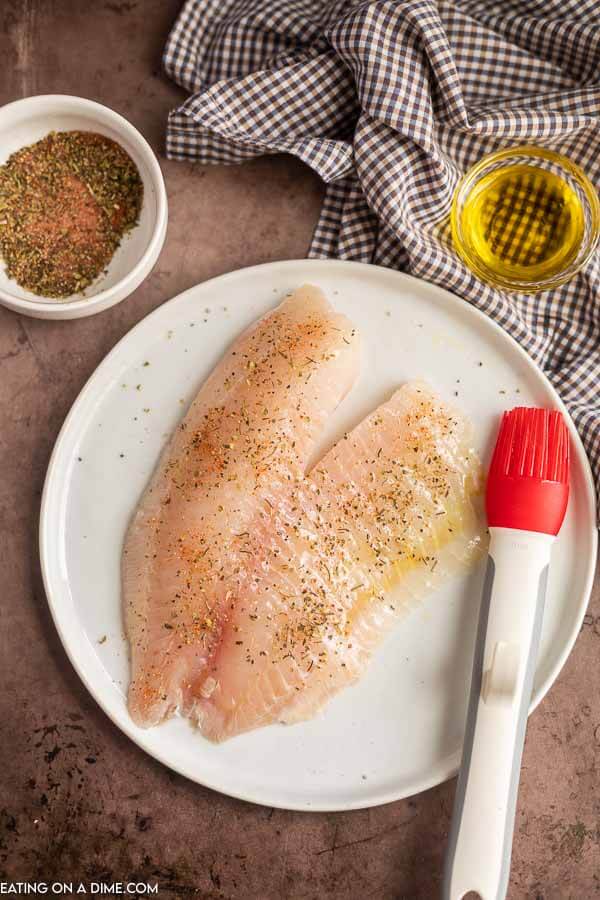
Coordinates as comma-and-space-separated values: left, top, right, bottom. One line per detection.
451, 146, 600, 293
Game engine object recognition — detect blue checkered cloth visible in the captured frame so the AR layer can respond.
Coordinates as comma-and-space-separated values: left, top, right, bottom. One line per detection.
164, 0, 600, 509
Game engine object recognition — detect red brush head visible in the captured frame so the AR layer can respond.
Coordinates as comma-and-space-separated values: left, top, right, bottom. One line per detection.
486, 407, 570, 535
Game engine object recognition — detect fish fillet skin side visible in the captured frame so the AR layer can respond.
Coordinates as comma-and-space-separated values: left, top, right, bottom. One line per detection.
123, 285, 361, 728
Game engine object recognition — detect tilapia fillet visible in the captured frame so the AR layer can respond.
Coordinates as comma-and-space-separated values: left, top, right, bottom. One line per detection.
123, 285, 484, 741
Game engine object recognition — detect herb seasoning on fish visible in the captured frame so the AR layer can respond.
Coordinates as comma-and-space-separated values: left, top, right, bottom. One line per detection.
123, 287, 485, 741
0, 130, 143, 298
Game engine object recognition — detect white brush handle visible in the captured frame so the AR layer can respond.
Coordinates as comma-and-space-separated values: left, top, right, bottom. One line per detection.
443, 526, 553, 900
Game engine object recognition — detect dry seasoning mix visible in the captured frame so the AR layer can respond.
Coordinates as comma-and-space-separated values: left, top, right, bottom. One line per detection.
0, 130, 143, 298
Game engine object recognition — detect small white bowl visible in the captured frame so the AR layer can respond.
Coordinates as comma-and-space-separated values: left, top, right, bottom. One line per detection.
0, 95, 168, 319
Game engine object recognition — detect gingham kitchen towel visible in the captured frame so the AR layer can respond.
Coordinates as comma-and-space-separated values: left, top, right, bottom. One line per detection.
164, 0, 600, 507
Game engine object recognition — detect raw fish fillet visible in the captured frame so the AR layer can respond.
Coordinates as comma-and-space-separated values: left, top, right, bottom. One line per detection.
124, 285, 360, 728
123, 286, 484, 741
278, 381, 483, 728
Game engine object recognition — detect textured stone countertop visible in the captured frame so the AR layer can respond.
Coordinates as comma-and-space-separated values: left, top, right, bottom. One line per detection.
1, 3, 598, 898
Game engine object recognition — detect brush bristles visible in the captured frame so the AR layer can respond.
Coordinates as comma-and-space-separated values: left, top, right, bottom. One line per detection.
490, 407, 570, 483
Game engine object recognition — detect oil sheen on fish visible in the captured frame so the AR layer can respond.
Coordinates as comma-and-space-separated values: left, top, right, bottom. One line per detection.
123, 286, 484, 741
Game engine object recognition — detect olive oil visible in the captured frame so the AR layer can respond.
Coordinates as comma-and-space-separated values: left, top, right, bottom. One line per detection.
455, 163, 585, 284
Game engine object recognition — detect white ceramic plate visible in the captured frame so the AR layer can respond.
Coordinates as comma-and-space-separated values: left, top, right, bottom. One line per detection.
40, 260, 597, 811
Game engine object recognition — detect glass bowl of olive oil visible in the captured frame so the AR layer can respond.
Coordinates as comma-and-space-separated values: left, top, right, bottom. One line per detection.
451, 146, 599, 293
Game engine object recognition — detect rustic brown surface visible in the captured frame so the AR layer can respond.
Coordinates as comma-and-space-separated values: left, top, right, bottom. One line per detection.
1, 3, 599, 899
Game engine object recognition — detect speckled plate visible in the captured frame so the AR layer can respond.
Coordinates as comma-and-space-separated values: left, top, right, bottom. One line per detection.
39, 260, 597, 811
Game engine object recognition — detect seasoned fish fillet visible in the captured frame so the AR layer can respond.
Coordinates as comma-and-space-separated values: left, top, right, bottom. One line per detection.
123, 287, 484, 741
124, 285, 361, 728
279, 381, 483, 727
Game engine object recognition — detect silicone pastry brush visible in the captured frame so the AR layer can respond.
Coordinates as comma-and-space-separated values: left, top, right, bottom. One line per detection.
443, 407, 570, 900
